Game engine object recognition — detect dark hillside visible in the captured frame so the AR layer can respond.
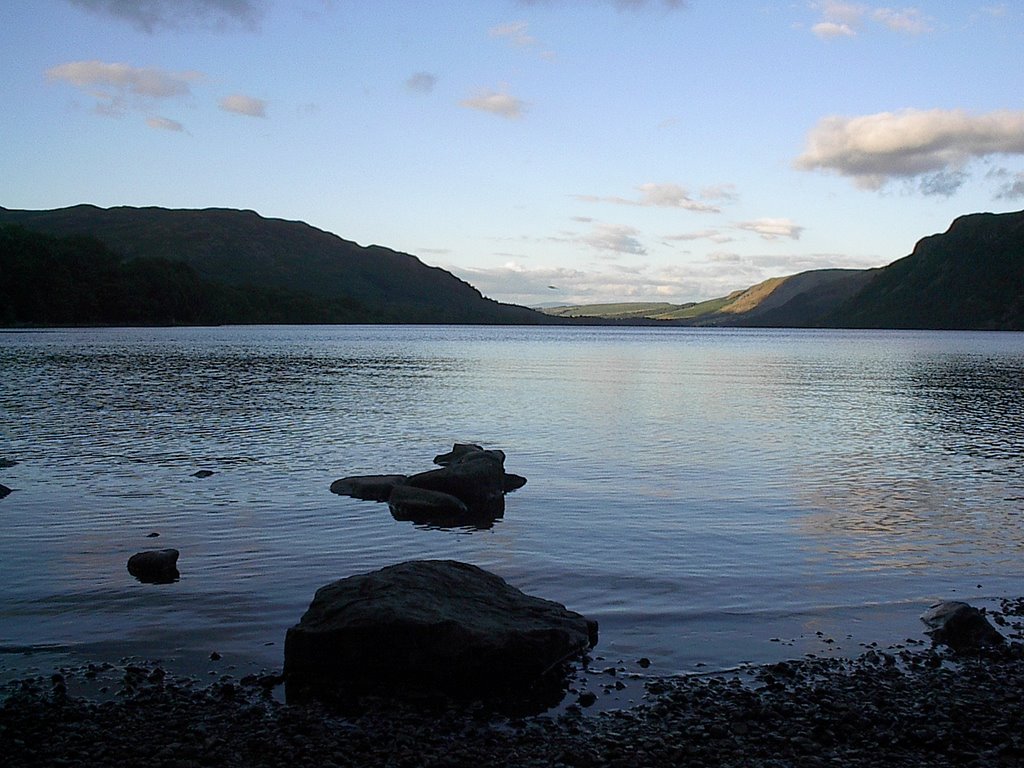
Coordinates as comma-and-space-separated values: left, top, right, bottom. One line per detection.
0, 205, 550, 325
830, 210, 1024, 330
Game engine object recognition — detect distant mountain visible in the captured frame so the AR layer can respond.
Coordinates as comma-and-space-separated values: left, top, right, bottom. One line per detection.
0, 205, 551, 325
542, 210, 1024, 331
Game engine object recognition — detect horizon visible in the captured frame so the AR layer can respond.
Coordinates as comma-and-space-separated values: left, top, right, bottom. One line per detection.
3, 1, 1024, 306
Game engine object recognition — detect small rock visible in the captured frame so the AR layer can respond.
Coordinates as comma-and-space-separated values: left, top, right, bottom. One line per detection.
127, 549, 180, 584
0, 458, 18, 468
921, 601, 1005, 652
210, 652, 222, 661
192, 470, 215, 478
0, 483, 11, 499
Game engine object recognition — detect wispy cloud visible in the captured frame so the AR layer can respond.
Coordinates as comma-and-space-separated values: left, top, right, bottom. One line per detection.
47, 60, 200, 98
65, 0, 265, 33
449, 249, 877, 308
664, 229, 734, 244
810, 2, 934, 39
460, 88, 526, 119
517, 0, 687, 9
219, 93, 266, 117
795, 108, 1024, 194
736, 218, 804, 240
46, 60, 201, 121
406, 72, 437, 94
574, 182, 726, 213
146, 115, 185, 132
990, 168, 1024, 200
490, 21, 536, 47
581, 223, 646, 254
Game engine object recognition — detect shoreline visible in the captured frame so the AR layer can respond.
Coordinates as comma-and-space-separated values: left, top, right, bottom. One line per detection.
4, 604, 1023, 767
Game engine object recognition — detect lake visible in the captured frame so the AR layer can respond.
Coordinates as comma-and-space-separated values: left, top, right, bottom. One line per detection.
1, 325, 1023, 693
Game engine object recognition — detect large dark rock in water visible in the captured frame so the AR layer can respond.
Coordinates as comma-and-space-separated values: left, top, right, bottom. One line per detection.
0, 483, 11, 499
921, 601, 1005, 652
330, 444, 526, 529
283, 560, 597, 706
127, 549, 180, 584
405, 448, 508, 505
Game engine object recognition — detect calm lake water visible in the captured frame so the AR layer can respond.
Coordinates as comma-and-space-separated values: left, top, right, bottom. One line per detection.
2, 325, 1023, 691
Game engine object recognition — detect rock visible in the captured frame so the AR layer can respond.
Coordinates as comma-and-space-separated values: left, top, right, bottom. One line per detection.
921, 601, 1005, 652
0, 457, 18, 468
284, 560, 598, 706
330, 474, 408, 501
0, 483, 11, 499
433, 443, 483, 466
406, 449, 507, 506
127, 549, 180, 584
387, 485, 469, 521
192, 470, 215, 478
502, 473, 528, 493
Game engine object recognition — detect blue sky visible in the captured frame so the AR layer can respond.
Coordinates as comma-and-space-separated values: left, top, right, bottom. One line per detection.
3, 1, 1023, 306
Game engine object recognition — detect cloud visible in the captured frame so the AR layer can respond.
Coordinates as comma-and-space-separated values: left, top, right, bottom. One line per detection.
65, 0, 265, 33
812, 21, 856, 38
918, 170, 967, 197
219, 93, 266, 117
490, 21, 536, 47
460, 89, 526, 119
574, 182, 725, 213
872, 7, 933, 34
517, 0, 686, 8
47, 60, 199, 98
736, 218, 804, 240
990, 169, 1024, 200
581, 223, 646, 254
664, 229, 734, 244
46, 60, 201, 118
406, 72, 437, 94
146, 115, 185, 131
449, 247, 879, 308
809, 2, 933, 39
795, 108, 1024, 191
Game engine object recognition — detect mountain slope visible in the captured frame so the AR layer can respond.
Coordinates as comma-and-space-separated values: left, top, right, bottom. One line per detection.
0, 205, 550, 325
828, 210, 1024, 330
541, 210, 1024, 330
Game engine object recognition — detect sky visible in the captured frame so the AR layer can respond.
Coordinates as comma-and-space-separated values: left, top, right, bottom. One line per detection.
3, 1, 1024, 307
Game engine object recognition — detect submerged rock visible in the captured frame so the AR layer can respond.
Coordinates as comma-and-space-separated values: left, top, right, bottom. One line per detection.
283, 560, 597, 706
192, 470, 215, 478
127, 549, 180, 584
330, 474, 408, 502
387, 484, 469, 521
0, 457, 18, 468
0, 483, 11, 499
921, 601, 1005, 652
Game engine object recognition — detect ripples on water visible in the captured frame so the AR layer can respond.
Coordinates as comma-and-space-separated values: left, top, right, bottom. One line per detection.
1, 326, 1023, 683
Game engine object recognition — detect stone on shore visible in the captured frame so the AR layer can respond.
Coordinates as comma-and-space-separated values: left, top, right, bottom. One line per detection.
127, 549, 180, 584
921, 600, 1005, 652
330, 474, 408, 502
283, 560, 598, 705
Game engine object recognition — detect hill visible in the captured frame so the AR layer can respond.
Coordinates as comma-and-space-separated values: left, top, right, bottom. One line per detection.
542, 210, 1024, 330
0, 205, 550, 326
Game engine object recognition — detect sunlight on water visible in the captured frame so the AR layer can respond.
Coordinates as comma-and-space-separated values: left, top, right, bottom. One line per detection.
1, 326, 1023, 681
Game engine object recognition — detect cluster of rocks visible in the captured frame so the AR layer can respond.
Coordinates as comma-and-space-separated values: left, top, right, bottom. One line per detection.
4, 607, 1024, 768
330, 443, 527, 528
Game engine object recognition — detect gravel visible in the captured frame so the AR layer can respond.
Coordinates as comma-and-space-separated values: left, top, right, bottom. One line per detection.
4, 601, 1024, 767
